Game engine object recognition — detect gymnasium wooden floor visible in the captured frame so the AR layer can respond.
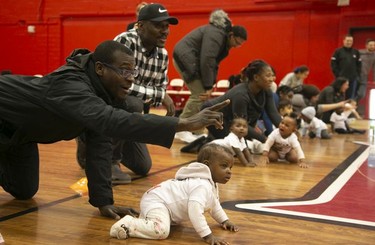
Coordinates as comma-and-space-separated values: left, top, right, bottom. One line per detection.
1, 110, 374, 245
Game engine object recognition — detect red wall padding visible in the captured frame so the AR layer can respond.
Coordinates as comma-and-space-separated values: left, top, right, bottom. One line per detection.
0, 0, 374, 89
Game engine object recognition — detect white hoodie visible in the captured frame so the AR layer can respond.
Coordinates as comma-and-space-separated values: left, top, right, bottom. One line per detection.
139, 162, 228, 238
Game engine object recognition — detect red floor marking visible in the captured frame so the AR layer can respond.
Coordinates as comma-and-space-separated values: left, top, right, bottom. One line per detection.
274, 161, 375, 222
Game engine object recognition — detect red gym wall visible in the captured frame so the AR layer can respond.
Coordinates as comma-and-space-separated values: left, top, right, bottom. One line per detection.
0, 0, 374, 89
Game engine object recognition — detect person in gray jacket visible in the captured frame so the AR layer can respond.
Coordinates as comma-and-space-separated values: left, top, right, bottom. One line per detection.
0, 40, 229, 220
173, 9, 247, 143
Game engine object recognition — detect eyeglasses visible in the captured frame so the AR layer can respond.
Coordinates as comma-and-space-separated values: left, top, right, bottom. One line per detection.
100, 62, 138, 79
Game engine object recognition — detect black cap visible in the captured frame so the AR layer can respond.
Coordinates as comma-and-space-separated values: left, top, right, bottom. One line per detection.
137, 3, 178, 25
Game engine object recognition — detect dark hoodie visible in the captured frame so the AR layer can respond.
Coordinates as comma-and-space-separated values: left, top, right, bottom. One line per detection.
0, 49, 178, 207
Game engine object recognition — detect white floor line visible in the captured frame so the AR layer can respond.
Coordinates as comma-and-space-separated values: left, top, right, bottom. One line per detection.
235, 147, 375, 227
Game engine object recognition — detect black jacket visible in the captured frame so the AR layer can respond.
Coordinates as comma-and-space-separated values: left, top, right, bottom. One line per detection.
331, 47, 361, 81
173, 10, 232, 90
0, 49, 178, 207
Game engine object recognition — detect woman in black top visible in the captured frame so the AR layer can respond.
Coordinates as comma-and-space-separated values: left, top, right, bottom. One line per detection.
317, 77, 349, 123
203, 59, 282, 143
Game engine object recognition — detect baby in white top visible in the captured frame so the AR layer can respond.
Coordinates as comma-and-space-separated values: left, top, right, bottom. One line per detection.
260, 113, 307, 168
110, 143, 239, 244
211, 117, 255, 167
300, 106, 331, 139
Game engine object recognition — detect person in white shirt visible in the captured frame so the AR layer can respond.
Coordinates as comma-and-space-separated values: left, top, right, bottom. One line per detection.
259, 113, 307, 168
330, 107, 366, 134
110, 143, 238, 244
211, 117, 255, 167
300, 106, 331, 139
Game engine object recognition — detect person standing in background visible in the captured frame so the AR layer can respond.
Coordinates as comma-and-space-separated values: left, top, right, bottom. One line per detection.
173, 9, 247, 143
330, 34, 362, 100
357, 38, 375, 101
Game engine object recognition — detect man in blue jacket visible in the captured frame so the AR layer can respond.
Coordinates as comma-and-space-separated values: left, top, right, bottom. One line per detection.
0, 40, 228, 219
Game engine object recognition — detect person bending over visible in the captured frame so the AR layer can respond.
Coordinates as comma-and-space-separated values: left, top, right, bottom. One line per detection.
0, 40, 229, 220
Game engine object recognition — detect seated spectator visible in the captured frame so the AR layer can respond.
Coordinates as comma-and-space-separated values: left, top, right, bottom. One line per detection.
228, 67, 247, 89
278, 99, 294, 117
276, 85, 294, 104
279, 65, 309, 91
182, 60, 282, 153
292, 84, 347, 117
317, 77, 349, 123
203, 60, 281, 143
292, 84, 320, 115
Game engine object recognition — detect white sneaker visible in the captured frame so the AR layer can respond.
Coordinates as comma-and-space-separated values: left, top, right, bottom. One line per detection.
110, 215, 132, 239
193, 133, 207, 138
175, 131, 200, 143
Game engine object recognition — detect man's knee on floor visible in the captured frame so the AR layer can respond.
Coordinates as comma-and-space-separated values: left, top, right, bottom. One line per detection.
11, 183, 38, 200
134, 164, 151, 176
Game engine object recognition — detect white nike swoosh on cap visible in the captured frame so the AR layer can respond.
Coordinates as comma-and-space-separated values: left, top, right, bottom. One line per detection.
158, 8, 167, 13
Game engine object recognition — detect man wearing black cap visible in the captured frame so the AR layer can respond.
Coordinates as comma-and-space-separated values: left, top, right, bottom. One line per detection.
76, 3, 179, 183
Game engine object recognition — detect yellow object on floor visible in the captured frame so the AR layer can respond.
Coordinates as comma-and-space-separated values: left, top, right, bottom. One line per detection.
70, 177, 88, 196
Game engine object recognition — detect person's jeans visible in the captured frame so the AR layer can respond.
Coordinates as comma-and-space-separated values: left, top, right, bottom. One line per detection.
111, 95, 152, 175
112, 140, 151, 176
173, 59, 206, 134
346, 79, 358, 100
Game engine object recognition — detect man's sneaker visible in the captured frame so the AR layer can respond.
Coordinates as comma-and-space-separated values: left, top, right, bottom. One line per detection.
112, 164, 131, 184
110, 215, 132, 239
175, 131, 200, 143
75, 137, 86, 169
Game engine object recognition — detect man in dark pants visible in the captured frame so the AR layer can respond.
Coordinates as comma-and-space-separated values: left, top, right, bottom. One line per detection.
357, 38, 375, 101
0, 40, 228, 219
76, 3, 178, 183
330, 34, 362, 100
